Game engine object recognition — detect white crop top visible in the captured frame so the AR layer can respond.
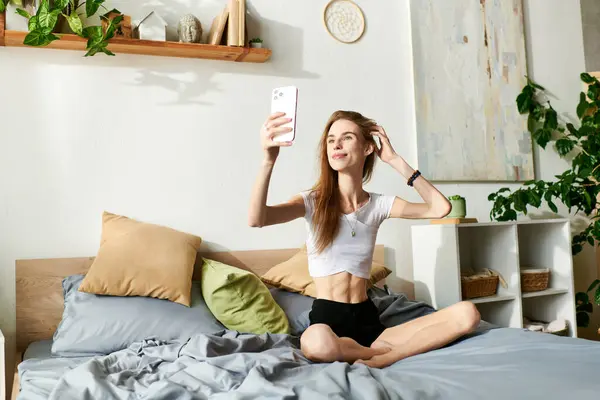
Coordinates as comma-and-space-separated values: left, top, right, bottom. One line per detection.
300, 190, 396, 279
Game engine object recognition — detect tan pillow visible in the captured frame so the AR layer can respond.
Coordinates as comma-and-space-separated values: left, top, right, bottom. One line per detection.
261, 248, 392, 298
78, 211, 202, 306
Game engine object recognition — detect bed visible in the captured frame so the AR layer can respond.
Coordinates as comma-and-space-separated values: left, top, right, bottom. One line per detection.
11, 245, 600, 400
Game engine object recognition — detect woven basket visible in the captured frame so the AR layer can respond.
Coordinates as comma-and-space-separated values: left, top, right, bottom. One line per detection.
521, 268, 550, 292
461, 274, 499, 299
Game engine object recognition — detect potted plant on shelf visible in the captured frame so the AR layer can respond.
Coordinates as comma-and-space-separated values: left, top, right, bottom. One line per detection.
487, 73, 600, 331
0, 0, 125, 56
447, 195, 467, 218
249, 37, 263, 48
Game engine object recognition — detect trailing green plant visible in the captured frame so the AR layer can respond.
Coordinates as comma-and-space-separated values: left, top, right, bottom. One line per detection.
487, 73, 600, 328
1, 0, 124, 56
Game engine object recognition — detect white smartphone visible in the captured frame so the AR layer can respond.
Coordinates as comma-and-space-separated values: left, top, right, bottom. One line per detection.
270, 86, 298, 142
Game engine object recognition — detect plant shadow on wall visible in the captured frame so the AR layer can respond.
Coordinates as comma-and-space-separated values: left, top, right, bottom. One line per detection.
125, 0, 319, 106
1, 0, 319, 106
487, 73, 600, 333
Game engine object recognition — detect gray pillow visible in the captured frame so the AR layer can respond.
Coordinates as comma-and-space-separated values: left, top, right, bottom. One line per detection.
269, 288, 314, 336
52, 275, 226, 357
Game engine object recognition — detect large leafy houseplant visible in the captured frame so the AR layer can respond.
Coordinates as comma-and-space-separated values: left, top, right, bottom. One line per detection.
0, 0, 124, 56
488, 73, 600, 329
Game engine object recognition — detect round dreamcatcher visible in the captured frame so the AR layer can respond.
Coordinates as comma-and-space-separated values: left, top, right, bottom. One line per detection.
323, 0, 365, 44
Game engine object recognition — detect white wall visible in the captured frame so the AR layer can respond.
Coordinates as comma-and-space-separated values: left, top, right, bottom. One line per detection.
0, 0, 594, 395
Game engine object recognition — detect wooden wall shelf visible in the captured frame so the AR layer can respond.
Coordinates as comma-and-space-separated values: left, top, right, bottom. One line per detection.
0, 13, 271, 63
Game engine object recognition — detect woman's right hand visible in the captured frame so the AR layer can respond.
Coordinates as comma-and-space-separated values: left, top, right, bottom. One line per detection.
261, 112, 293, 163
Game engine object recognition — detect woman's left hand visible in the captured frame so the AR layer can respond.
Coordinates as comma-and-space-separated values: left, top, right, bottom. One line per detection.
371, 126, 399, 164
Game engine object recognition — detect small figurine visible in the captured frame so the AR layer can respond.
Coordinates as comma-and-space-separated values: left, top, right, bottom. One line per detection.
178, 14, 203, 43
136, 11, 168, 42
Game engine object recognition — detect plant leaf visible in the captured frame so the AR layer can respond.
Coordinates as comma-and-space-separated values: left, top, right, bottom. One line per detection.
517, 89, 533, 114
101, 46, 115, 56
105, 14, 124, 40
547, 199, 558, 213
37, 1, 60, 30
577, 92, 590, 119
66, 12, 83, 35
555, 138, 575, 156
15, 7, 31, 18
583, 190, 593, 210
588, 85, 599, 101
581, 72, 596, 84
0, 1, 6, 13
28, 15, 39, 30
535, 128, 552, 148
52, 0, 69, 11
596, 285, 600, 305
86, 0, 104, 17
84, 47, 101, 57
566, 123, 580, 138
23, 29, 59, 46
527, 191, 542, 207
588, 279, 600, 293
544, 107, 558, 130
527, 113, 538, 134
502, 209, 517, 220
82, 25, 104, 46
578, 167, 593, 179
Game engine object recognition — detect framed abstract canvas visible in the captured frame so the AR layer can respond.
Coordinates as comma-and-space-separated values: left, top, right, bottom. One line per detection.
410, 0, 534, 182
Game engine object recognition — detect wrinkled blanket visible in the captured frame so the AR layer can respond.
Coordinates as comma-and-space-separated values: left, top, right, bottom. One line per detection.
18, 326, 600, 400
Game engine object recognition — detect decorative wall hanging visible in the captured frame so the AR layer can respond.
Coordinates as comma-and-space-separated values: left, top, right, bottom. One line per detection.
323, 0, 365, 44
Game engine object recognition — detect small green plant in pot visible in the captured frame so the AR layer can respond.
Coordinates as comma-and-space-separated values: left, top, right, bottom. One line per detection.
249, 37, 263, 48
447, 195, 466, 218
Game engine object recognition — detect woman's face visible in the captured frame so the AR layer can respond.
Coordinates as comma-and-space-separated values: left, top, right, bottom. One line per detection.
326, 119, 371, 172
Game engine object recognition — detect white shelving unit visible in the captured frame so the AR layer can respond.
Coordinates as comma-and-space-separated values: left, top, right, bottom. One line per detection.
411, 219, 577, 338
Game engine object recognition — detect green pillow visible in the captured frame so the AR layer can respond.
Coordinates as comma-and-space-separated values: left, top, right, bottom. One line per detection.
200, 258, 290, 335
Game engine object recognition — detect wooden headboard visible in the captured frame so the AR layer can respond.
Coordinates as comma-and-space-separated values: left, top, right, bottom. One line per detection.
15, 245, 385, 352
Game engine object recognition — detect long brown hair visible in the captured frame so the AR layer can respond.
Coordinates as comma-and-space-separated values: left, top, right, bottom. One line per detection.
310, 110, 378, 253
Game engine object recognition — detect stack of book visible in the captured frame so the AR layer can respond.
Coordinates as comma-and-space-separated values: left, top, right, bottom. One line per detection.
207, 0, 246, 46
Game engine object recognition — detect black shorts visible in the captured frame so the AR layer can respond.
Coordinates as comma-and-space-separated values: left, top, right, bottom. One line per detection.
308, 297, 386, 348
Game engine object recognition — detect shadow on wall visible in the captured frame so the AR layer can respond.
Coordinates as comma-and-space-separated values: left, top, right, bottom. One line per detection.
127, 4, 320, 107
17, 1, 320, 106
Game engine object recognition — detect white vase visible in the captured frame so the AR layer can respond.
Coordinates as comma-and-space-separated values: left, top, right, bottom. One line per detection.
250, 42, 263, 48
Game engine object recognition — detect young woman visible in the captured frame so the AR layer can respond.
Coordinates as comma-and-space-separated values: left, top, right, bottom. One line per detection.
248, 110, 481, 368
